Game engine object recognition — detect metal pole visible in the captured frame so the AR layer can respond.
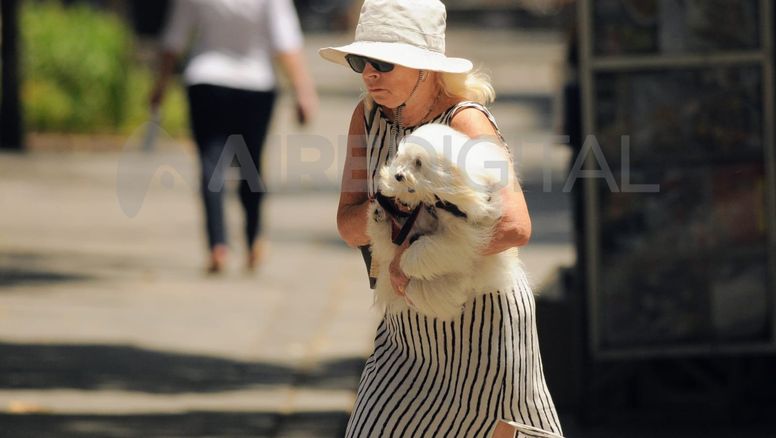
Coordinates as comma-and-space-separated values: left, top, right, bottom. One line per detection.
1, 0, 24, 151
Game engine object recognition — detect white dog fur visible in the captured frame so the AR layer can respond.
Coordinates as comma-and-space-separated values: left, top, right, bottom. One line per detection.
366, 123, 524, 320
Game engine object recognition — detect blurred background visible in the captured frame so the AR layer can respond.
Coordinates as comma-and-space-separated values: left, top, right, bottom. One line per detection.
1, 0, 774, 436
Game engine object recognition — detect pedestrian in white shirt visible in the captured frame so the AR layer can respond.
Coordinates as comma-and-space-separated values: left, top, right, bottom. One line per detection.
150, 0, 318, 273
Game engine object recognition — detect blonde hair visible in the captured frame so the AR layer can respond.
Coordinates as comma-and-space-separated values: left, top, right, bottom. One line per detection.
360, 68, 495, 111
438, 69, 495, 105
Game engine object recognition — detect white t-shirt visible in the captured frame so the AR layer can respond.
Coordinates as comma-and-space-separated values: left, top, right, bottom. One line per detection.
161, 0, 304, 91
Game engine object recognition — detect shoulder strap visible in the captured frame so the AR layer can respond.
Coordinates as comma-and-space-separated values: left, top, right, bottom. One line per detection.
443, 101, 506, 144
362, 97, 382, 196
362, 97, 379, 132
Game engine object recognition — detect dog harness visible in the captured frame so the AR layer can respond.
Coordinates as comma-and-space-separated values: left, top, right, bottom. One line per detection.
433, 195, 468, 219
374, 192, 422, 245
375, 191, 472, 246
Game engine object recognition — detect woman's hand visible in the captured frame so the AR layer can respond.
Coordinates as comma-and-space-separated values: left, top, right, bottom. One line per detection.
149, 82, 167, 111
149, 51, 177, 112
295, 88, 319, 125
276, 50, 318, 126
390, 240, 411, 296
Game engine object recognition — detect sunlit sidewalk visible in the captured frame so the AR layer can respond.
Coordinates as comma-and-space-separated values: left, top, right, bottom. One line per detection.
0, 28, 574, 436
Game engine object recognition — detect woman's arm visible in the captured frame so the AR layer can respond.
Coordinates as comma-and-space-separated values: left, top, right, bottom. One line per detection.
451, 108, 532, 255
149, 0, 194, 110
337, 102, 371, 247
149, 51, 177, 110
275, 50, 319, 125
269, 0, 318, 125
340, 102, 410, 295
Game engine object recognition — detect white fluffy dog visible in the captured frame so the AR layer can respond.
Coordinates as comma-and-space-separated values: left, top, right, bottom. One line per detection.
367, 123, 522, 320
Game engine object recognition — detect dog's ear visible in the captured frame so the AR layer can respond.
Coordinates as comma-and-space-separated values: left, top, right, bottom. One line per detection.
377, 165, 393, 194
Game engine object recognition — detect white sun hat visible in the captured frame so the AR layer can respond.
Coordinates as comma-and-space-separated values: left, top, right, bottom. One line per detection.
318, 0, 473, 74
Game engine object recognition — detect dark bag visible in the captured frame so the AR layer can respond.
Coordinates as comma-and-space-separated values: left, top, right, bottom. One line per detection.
359, 245, 377, 289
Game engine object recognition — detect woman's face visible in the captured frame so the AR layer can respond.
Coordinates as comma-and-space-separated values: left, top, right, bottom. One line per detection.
361, 63, 420, 108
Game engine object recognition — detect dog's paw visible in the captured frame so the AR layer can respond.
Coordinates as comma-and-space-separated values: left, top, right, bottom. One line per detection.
367, 202, 394, 249
370, 202, 386, 223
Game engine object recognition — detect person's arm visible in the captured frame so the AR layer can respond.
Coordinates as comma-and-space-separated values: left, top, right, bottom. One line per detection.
275, 51, 318, 125
268, 0, 318, 125
149, 0, 195, 110
337, 102, 370, 247
342, 101, 410, 295
451, 108, 532, 254
149, 51, 177, 110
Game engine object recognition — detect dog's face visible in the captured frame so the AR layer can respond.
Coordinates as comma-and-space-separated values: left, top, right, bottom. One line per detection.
378, 124, 508, 220
379, 141, 446, 209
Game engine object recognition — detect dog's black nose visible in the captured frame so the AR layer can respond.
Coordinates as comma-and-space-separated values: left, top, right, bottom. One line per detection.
394, 173, 404, 182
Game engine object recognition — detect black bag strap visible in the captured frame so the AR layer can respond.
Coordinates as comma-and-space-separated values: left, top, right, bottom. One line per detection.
391, 204, 421, 246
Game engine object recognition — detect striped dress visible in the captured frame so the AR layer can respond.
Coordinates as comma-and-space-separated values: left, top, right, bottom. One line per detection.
346, 101, 564, 438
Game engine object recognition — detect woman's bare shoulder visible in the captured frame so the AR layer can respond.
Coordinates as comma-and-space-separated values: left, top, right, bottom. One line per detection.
449, 106, 498, 139
348, 99, 367, 134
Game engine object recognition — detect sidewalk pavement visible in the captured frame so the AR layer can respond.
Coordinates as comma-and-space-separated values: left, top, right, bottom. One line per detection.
0, 147, 574, 435
0, 29, 576, 436
0, 149, 375, 436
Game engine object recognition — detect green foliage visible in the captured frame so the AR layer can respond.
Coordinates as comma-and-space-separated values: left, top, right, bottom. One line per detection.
22, 1, 188, 136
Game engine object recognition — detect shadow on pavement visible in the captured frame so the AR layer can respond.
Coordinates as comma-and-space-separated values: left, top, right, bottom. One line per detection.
0, 411, 348, 438
0, 343, 363, 393
0, 269, 91, 288
0, 252, 94, 287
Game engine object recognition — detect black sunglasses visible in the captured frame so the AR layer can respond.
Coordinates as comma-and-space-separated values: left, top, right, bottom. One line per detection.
345, 54, 395, 73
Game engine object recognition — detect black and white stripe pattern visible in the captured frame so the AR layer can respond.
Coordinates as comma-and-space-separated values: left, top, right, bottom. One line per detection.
346, 272, 563, 437
349, 101, 563, 437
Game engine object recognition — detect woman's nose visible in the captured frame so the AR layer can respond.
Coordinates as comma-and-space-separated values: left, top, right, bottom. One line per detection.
362, 63, 379, 80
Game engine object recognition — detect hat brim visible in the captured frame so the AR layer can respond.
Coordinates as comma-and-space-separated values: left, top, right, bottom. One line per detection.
319, 41, 473, 74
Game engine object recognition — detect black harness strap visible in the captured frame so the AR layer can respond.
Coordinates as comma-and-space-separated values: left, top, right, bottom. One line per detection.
375, 192, 412, 218
374, 192, 466, 246
374, 191, 422, 245
434, 195, 468, 219
392, 204, 421, 245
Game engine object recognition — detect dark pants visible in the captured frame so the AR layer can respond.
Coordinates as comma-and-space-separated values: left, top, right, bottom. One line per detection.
187, 84, 276, 250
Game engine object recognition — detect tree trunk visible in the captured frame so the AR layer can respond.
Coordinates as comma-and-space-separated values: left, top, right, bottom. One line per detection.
1, 0, 24, 151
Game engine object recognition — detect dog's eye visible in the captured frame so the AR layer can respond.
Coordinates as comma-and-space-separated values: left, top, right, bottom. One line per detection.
415, 158, 422, 168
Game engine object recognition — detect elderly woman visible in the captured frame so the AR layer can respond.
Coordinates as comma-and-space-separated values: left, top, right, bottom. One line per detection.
320, 0, 564, 437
